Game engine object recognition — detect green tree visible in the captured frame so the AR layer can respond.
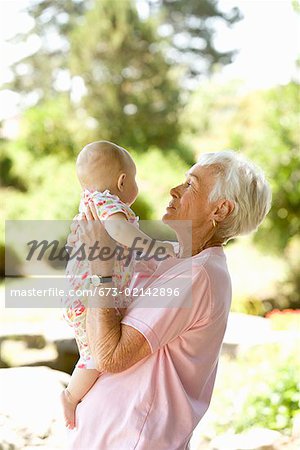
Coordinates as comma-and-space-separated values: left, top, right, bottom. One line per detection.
70, 0, 181, 151
19, 96, 78, 159
5, 0, 241, 158
228, 82, 300, 252
183, 80, 300, 253
7, 0, 87, 100
7, 0, 240, 100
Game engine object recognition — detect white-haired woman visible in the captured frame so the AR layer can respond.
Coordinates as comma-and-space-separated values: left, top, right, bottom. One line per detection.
67, 150, 271, 450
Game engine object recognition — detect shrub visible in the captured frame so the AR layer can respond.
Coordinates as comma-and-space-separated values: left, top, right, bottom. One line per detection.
212, 343, 300, 436
235, 356, 300, 434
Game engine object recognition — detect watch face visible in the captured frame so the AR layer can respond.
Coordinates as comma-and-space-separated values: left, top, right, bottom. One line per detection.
91, 275, 101, 286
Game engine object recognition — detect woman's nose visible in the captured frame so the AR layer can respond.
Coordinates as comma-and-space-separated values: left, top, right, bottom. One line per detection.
170, 185, 180, 198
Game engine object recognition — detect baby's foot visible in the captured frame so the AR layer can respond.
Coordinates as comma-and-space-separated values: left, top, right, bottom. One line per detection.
60, 388, 79, 430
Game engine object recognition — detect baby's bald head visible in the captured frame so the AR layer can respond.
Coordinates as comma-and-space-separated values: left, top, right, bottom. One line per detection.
76, 140, 132, 192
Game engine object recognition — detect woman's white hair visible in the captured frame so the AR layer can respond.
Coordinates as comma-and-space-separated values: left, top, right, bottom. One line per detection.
198, 150, 272, 242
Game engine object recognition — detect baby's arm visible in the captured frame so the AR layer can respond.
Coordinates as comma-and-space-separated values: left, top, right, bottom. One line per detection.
104, 213, 175, 257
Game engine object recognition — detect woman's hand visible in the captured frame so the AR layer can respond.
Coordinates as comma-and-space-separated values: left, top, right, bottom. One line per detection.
66, 213, 82, 249
145, 240, 176, 259
159, 241, 176, 258
65, 213, 86, 267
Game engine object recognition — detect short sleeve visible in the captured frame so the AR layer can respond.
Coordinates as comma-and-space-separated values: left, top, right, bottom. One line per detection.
121, 266, 211, 353
93, 196, 133, 221
81, 189, 136, 222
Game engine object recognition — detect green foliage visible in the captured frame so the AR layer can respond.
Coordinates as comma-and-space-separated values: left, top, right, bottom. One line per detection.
159, 0, 241, 78
7, 0, 88, 99
212, 342, 300, 436
4, 0, 241, 160
0, 140, 27, 191
131, 195, 153, 220
231, 295, 266, 317
271, 237, 300, 310
132, 147, 189, 219
229, 83, 300, 253
182, 80, 300, 310
255, 83, 300, 251
1, 158, 79, 220
235, 354, 300, 434
227, 83, 300, 310
19, 96, 78, 159
7, 0, 240, 103
70, 0, 181, 152
181, 79, 242, 149
184, 80, 300, 254
0, 151, 80, 271
0, 141, 188, 255
292, 0, 300, 13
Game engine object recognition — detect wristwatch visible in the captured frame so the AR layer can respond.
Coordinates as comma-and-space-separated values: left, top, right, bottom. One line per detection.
90, 274, 113, 286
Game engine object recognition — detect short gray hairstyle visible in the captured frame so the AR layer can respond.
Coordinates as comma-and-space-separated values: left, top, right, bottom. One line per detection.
197, 150, 272, 242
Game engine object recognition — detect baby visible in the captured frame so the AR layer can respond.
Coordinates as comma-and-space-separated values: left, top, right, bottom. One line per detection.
60, 140, 175, 429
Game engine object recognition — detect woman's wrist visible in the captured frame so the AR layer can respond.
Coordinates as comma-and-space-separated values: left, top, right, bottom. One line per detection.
88, 289, 114, 308
89, 260, 114, 277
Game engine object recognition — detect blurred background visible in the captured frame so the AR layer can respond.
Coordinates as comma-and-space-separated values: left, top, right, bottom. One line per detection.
0, 0, 300, 449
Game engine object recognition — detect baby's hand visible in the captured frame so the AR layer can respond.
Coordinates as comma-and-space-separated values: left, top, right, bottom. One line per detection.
157, 241, 176, 258
140, 240, 176, 258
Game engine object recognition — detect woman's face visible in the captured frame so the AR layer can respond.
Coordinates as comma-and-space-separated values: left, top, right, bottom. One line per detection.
163, 164, 218, 225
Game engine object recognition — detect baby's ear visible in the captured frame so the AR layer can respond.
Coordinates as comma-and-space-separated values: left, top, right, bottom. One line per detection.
117, 173, 126, 191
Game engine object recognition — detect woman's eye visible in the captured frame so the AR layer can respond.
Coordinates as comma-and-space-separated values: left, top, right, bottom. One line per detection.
186, 181, 192, 187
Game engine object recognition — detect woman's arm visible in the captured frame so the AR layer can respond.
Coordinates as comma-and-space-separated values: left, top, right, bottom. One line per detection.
86, 288, 151, 373
79, 206, 151, 373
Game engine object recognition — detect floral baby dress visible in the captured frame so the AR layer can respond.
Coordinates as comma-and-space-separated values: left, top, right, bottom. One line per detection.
62, 189, 138, 369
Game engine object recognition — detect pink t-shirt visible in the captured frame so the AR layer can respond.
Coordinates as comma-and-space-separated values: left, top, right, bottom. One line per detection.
68, 247, 232, 450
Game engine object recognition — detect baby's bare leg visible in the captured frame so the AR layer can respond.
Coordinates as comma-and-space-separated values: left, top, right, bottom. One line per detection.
61, 368, 100, 429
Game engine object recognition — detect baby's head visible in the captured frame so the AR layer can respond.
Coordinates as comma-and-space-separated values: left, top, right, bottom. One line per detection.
76, 141, 138, 205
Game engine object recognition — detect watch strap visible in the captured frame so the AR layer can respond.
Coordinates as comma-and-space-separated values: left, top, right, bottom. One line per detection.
90, 274, 113, 286
99, 276, 113, 283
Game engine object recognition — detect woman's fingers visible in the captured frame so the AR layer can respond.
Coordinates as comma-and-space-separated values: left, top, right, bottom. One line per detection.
77, 212, 92, 240
67, 232, 77, 246
84, 204, 94, 221
67, 212, 86, 248
88, 200, 99, 220
70, 222, 78, 233
70, 212, 84, 237
77, 203, 114, 252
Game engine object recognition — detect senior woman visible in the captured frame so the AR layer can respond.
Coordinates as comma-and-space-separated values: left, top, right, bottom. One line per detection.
67, 150, 271, 449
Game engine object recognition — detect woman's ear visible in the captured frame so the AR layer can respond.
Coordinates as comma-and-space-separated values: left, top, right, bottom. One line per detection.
117, 173, 126, 191
213, 200, 235, 223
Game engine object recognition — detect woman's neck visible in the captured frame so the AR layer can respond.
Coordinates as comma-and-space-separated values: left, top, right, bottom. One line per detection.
177, 227, 224, 258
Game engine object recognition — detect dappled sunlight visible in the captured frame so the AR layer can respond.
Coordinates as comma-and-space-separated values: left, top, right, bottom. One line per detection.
1, 0, 299, 448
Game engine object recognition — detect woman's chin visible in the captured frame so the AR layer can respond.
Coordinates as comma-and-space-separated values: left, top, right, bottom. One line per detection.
162, 208, 176, 222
